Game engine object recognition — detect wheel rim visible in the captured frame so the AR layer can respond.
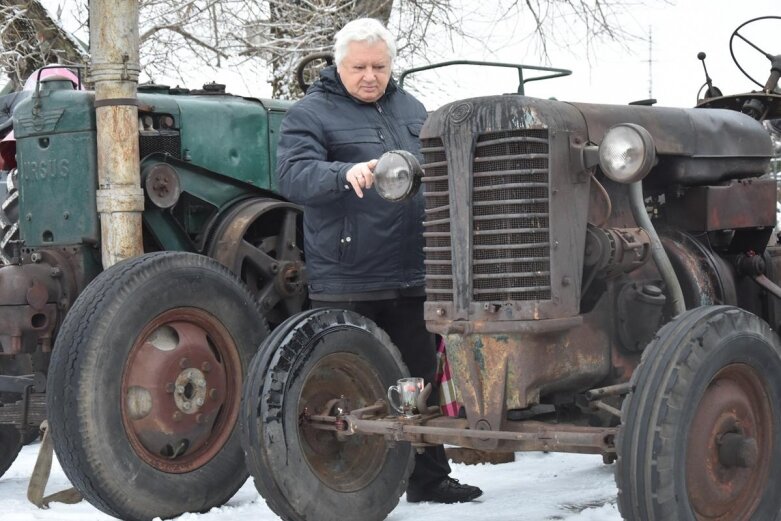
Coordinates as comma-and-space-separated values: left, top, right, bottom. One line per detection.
209, 199, 306, 325
685, 363, 773, 520
297, 352, 388, 492
121, 307, 241, 473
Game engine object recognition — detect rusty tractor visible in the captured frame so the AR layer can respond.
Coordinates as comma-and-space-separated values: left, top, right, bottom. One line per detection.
240, 16, 781, 521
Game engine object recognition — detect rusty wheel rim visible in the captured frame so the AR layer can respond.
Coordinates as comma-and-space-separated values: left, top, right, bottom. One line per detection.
685, 363, 773, 521
210, 200, 306, 322
297, 353, 388, 492
121, 308, 241, 473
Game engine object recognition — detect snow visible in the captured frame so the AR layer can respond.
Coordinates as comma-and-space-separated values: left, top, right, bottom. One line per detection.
1, 443, 622, 520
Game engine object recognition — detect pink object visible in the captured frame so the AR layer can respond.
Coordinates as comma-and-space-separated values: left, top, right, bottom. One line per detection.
23, 67, 81, 91
0, 131, 16, 170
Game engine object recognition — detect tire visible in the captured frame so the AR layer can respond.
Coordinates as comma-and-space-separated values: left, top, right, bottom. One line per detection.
241, 308, 414, 521
0, 169, 18, 264
0, 426, 21, 476
47, 252, 269, 521
616, 306, 781, 521
0, 355, 42, 449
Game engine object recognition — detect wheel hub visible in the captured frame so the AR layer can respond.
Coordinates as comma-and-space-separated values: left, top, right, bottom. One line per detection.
173, 368, 208, 414
298, 353, 388, 492
718, 432, 758, 469
686, 364, 772, 521
121, 308, 239, 473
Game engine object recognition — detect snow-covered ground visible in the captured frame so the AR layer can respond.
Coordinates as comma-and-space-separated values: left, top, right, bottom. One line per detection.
1, 443, 621, 521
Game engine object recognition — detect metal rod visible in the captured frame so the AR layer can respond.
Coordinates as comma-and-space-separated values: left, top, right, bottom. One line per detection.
585, 382, 633, 400
591, 400, 622, 418
344, 415, 616, 454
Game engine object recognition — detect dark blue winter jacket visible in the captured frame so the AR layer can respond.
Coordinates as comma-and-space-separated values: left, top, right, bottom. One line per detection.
276, 65, 428, 297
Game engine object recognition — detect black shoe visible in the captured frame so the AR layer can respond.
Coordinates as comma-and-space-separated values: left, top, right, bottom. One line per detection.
406, 477, 483, 504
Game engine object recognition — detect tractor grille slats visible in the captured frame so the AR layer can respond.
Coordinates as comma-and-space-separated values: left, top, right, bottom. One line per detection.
139, 130, 181, 159
472, 129, 551, 302
421, 137, 452, 301
421, 128, 551, 305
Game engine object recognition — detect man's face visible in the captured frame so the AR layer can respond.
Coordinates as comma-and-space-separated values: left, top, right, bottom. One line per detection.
337, 40, 391, 103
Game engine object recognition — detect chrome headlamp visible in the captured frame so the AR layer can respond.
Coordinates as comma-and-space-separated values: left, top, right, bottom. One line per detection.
373, 150, 423, 202
598, 123, 656, 183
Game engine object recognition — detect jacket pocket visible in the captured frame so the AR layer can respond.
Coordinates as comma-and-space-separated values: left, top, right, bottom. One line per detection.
407, 123, 422, 137
327, 128, 385, 162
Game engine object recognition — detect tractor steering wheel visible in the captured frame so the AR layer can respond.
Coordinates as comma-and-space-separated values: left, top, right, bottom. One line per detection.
729, 16, 781, 90
295, 52, 334, 93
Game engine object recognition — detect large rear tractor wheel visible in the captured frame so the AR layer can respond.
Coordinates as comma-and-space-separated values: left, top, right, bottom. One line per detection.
207, 198, 306, 328
617, 306, 781, 521
0, 426, 21, 477
47, 252, 269, 521
241, 308, 414, 521
0, 168, 19, 264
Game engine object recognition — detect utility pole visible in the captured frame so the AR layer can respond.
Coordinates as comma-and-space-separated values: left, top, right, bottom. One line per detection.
647, 26, 654, 99
90, 0, 144, 268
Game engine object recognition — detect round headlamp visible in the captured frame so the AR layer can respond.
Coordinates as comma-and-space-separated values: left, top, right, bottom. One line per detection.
598, 123, 656, 183
373, 150, 423, 202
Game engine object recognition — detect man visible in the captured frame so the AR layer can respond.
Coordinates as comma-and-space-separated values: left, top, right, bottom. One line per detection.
276, 17, 483, 504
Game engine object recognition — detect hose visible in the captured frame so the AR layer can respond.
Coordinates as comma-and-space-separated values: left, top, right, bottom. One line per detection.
628, 182, 686, 317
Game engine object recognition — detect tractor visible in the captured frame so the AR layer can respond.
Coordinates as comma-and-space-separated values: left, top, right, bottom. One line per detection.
0, 21, 307, 521
240, 15, 781, 521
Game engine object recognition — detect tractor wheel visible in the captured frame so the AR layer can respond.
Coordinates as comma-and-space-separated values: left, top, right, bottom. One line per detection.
0, 426, 21, 476
616, 305, 781, 521
0, 354, 42, 449
47, 252, 269, 521
0, 168, 19, 264
241, 308, 414, 521
207, 198, 306, 328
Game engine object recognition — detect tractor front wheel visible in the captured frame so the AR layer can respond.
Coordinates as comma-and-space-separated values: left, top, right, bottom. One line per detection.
617, 305, 781, 521
47, 252, 269, 521
241, 308, 414, 521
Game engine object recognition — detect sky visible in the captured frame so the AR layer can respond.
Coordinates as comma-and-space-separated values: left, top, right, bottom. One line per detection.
399, 0, 780, 109
36, 1, 781, 110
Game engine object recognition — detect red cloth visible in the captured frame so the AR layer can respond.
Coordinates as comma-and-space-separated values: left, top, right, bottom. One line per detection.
435, 337, 461, 416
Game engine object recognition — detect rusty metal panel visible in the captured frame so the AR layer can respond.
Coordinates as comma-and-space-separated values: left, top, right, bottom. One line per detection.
665, 178, 776, 231
443, 324, 610, 450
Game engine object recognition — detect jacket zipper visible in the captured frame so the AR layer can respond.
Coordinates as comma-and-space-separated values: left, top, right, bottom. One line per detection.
375, 102, 403, 150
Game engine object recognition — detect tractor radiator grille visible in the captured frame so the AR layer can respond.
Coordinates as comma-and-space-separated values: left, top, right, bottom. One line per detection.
472, 129, 551, 301
421, 137, 452, 302
139, 130, 181, 160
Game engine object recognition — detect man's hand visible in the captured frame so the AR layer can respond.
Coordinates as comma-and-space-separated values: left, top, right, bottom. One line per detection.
345, 160, 378, 198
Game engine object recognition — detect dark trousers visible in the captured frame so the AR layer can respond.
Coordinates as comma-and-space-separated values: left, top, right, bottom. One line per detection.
311, 296, 451, 490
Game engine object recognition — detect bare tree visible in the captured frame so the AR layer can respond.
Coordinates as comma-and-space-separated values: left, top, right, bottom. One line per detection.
0, 0, 87, 91
2, 0, 643, 98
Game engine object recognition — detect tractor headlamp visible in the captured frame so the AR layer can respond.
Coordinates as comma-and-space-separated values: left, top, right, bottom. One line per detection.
373, 150, 422, 202
598, 123, 656, 183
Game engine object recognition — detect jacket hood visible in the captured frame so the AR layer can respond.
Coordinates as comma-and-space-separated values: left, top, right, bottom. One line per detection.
310, 65, 398, 102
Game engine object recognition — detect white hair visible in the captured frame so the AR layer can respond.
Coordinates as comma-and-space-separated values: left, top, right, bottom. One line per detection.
333, 18, 396, 68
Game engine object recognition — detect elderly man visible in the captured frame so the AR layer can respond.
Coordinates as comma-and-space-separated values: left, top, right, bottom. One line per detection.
276, 18, 483, 504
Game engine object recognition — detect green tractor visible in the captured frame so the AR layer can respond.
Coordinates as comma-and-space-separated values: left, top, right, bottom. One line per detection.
0, 70, 306, 519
